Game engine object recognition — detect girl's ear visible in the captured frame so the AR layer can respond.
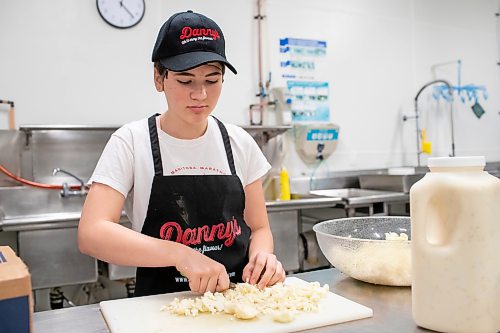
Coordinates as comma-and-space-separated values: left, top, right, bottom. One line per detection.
154, 68, 164, 92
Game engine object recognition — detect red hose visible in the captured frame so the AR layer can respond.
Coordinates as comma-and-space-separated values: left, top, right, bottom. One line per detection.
0, 164, 82, 190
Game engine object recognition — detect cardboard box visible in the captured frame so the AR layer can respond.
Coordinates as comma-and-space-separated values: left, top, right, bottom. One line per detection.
0, 246, 33, 333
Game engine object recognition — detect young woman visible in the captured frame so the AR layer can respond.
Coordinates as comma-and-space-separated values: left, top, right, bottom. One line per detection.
78, 10, 285, 296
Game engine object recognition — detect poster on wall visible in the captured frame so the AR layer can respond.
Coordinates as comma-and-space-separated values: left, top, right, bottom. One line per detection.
287, 81, 329, 122
277, 37, 329, 122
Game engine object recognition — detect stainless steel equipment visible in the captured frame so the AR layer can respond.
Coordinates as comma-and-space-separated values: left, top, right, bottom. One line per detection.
0, 130, 22, 187
0, 186, 97, 289
309, 188, 409, 217
266, 195, 342, 272
267, 211, 300, 272
403, 79, 454, 166
358, 174, 424, 193
19, 125, 117, 184
19, 227, 97, 289
0, 126, 138, 291
299, 228, 330, 272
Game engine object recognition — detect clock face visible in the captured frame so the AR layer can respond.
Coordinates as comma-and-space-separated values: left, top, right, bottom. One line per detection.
97, 0, 145, 29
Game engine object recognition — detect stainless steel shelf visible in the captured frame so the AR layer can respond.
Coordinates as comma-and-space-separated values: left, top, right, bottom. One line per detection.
241, 125, 291, 147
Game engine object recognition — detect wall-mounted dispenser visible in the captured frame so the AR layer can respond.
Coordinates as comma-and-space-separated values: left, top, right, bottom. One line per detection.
294, 123, 340, 163
270, 87, 292, 125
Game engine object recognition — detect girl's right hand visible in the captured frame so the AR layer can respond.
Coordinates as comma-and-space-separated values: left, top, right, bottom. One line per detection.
175, 247, 230, 294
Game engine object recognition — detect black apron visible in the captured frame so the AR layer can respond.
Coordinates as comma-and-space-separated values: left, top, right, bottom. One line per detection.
134, 114, 251, 296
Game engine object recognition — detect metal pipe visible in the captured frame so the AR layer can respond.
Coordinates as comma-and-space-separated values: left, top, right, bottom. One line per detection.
8, 105, 15, 129
52, 168, 88, 197
256, 0, 264, 104
413, 79, 454, 166
412, 97, 422, 167
0, 99, 15, 129
249, 0, 266, 125
430, 59, 461, 74
449, 99, 455, 157
250, 2, 280, 125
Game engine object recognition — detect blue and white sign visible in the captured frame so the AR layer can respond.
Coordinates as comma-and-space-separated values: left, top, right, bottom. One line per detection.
278, 38, 327, 80
279, 38, 327, 57
306, 128, 339, 141
287, 80, 329, 122
276, 37, 330, 122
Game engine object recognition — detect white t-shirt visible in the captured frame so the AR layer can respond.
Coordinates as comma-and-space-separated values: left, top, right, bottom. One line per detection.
89, 115, 271, 231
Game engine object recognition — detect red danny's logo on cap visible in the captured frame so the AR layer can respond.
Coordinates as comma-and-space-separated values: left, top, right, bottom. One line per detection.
179, 26, 220, 41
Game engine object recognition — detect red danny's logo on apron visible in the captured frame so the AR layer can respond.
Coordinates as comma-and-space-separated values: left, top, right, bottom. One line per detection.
159, 217, 242, 247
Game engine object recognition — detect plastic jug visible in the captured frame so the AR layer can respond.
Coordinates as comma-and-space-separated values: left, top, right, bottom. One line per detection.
410, 156, 500, 333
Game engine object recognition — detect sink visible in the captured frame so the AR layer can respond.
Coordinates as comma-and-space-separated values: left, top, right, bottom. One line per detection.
310, 188, 387, 198
310, 188, 408, 205
359, 164, 499, 193
0, 186, 85, 218
266, 193, 343, 212
358, 174, 425, 193
0, 186, 98, 289
291, 193, 324, 199
0, 186, 86, 231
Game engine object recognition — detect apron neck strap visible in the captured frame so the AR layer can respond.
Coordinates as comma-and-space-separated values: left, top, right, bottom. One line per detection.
148, 114, 163, 176
212, 116, 237, 176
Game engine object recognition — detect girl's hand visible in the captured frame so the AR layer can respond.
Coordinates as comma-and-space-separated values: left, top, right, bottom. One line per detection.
176, 247, 230, 294
242, 252, 286, 289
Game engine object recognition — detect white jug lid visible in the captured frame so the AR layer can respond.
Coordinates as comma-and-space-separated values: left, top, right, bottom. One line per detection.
428, 156, 485, 168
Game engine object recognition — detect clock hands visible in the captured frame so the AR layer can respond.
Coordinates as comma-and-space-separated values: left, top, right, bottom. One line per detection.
119, 0, 134, 19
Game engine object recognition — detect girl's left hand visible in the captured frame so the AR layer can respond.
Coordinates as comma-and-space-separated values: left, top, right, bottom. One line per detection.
242, 252, 286, 289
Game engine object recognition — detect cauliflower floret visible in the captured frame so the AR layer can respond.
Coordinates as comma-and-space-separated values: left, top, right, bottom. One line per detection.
233, 302, 259, 320
385, 232, 409, 241
273, 310, 296, 323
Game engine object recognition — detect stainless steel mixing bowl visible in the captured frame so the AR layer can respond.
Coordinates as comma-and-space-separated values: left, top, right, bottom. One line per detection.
313, 216, 411, 286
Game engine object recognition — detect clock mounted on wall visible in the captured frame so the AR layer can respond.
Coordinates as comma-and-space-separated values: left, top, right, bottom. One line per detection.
97, 0, 145, 29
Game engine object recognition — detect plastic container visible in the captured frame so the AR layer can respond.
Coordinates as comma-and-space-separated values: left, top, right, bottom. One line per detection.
410, 156, 500, 333
279, 167, 291, 201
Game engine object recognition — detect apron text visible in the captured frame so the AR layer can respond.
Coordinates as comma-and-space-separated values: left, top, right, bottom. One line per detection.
159, 217, 242, 247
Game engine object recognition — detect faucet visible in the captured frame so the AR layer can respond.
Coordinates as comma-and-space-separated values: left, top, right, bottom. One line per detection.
403, 79, 455, 166
52, 168, 88, 197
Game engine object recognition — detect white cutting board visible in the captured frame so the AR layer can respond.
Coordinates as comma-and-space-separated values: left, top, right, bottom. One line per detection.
100, 277, 373, 333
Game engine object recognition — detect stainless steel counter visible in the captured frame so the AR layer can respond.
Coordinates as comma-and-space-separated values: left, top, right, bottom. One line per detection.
1, 196, 344, 231
309, 188, 408, 206
265, 197, 343, 212
33, 268, 428, 333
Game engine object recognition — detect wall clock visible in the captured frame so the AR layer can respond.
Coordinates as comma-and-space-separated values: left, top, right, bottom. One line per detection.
97, 0, 145, 29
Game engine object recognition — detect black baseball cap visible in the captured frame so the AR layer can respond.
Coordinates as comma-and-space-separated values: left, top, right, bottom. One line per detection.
152, 10, 237, 74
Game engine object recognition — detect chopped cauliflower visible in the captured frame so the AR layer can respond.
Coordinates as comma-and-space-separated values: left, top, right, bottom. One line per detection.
273, 310, 296, 323
384, 232, 409, 241
164, 281, 329, 323
233, 302, 259, 320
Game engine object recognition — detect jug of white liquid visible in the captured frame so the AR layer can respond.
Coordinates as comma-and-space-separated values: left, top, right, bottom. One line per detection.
410, 156, 500, 333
